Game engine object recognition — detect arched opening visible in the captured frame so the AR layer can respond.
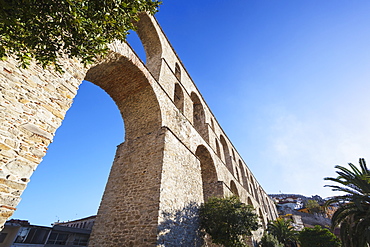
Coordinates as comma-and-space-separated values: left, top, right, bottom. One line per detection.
191, 92, 209, 142
175, 62, 181, 81
210, 118, 215, 130
239, 160, 248, 189
215, 138, 221, 157
135, 12, 163, 80
259, 208, 266, 228
254, 185, 260, 204
174, 83, 184, 112
235, 165, 240, 182
232, 149, 236, 161
230, 180, 239, 197
83, 52, 163, 246
196, 145, 219, 202
249, 175, 255, 198
247, 197, 253, 207
220, 135, 233, 173
12, 81, 123, 227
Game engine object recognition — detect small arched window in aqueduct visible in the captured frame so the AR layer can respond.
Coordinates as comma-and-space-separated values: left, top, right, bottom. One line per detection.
174, 83, 184, 112
239, 160, 248, 188
191, 92, 209, 142
196, 145, 219, 201
235, 165, 240, 182
215, 138, 221, 157
220, 135, 233, 173
230, 180, 239, 197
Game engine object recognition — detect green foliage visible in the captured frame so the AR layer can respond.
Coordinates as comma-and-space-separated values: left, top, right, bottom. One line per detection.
199, 196, 259, 247
267, 218, 298, 247
305, 200, 324, 214
0, 0, 161, 71
324, 158, 370, 247
298, 225, 341, 247
259, 233, 284, 247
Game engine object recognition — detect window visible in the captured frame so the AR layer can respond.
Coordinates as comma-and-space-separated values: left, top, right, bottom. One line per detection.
73, 234, 89, 246
22, 228, 50, 244
47, 232, 69, 245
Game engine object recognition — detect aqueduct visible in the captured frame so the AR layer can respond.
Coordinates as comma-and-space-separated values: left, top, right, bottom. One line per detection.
0, 13, 278, 246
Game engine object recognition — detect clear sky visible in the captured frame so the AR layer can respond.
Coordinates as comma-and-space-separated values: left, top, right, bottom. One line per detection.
12, 1, 370, 226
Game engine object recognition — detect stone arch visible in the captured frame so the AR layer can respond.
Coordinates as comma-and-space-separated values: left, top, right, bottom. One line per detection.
174, 83, 184, 112
239, 160, 248, 188
135, 12, 163, 80
235, 165, 240, 182
85, 54, 162, 141
230, 180, 239, 197
191, 92, 209, 142
254, 185, 261, 204
249, 175, 255, 198
175, 62, 181, 81
196, 145, 219, 202
231, 149, 236, 161
247, 197, 253, 207
220, 135, 233, 173
259, 208, 266, 228
215, 138, 221, 157
83, 52, 165, 246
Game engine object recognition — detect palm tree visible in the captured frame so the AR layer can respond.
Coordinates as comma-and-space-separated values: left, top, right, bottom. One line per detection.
324, 158, 370, 247
267, 218, 298, 247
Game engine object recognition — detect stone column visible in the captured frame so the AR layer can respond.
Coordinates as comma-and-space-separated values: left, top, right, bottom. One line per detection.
88, 127, 166, 247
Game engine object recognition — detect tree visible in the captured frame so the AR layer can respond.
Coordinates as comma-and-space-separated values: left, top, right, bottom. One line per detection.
199, 196, 259, 247
0, 0, 161, 71
298, 225, 341, 247
324, 158, 370, 247
267, 218, 298, 247
305, 200, 324, 214
258, 233, 284, 247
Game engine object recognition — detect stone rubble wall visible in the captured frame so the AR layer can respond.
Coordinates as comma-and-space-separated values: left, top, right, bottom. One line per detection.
0, 56, 87, 227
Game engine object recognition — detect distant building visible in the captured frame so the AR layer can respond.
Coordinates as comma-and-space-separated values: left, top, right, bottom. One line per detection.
269, 194, 335, 229
53, 216, 96, 231
0, 216, 95, 247
270, 194, 304, 212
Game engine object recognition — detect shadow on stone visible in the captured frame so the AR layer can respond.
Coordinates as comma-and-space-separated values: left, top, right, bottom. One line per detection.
157, 202, 203, 246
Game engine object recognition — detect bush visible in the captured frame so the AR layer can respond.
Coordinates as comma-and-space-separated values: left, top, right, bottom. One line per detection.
199, 196, 259, 247
298, 225, 341, 247
259, 233, 284, 247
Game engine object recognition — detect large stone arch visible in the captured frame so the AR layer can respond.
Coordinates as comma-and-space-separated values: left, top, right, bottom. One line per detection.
195, 145, 220, 202
85, 52, 162, 141
84, 51, 165, 246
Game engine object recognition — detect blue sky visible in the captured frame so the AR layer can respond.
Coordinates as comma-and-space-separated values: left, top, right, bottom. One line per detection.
12, 1, 370, 226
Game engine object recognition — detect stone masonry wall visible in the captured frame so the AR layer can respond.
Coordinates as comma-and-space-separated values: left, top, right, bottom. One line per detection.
0, 56, 86, 227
